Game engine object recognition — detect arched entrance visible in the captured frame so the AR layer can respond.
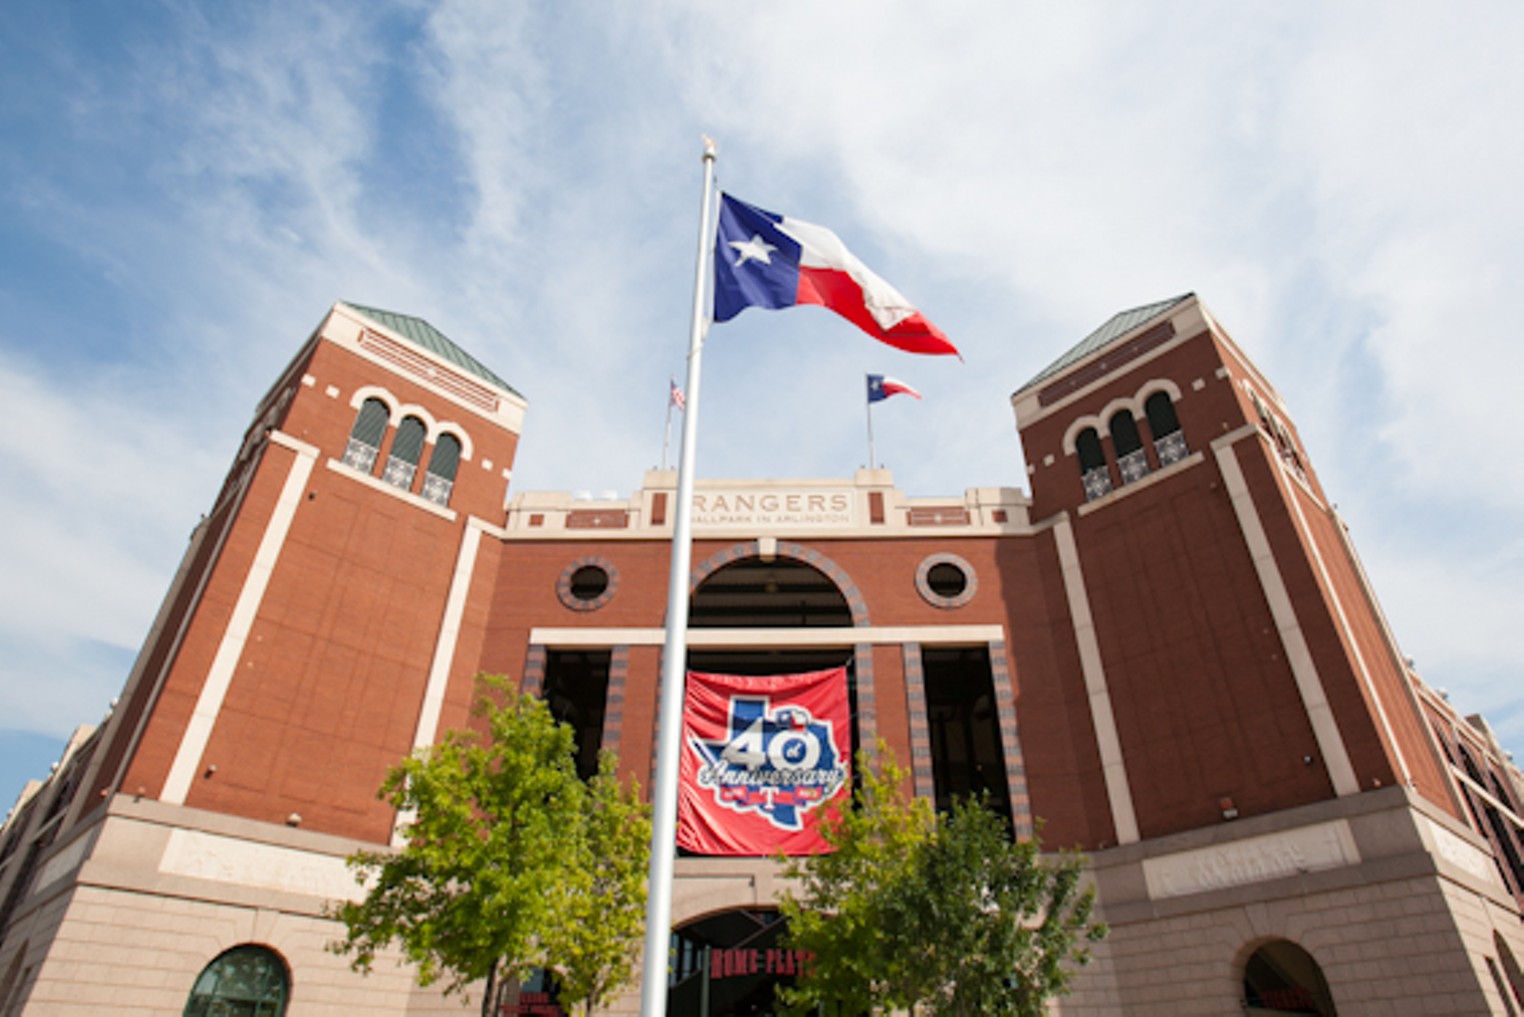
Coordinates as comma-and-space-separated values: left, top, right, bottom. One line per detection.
667, 908, 800, 1017
687, 554, 860, 750
1242, 939, 1337, 1014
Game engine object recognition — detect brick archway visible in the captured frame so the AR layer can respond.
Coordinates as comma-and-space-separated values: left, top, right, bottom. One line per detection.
688, 540, 870, 628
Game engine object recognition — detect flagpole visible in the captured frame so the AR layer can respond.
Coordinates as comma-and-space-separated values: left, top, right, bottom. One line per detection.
661, 380, 674, 471
640, 136, 717, 1017
866, 398, 877, 469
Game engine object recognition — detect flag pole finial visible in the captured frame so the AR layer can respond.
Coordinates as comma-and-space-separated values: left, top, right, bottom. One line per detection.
702, 134, 717, 160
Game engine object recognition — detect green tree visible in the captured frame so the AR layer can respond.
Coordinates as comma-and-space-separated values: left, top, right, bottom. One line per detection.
778, 749, 1105, 1016
327, 676, 650, 1017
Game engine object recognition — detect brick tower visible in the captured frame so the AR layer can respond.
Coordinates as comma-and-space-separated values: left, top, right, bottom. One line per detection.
1012, 293, 1524, 1013
0, 303, 524, 1014
77, 302, 526, 843
1013, 292, 1455, 844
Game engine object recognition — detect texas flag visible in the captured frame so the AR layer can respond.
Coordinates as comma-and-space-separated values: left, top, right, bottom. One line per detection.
867, 374, 920, 403
713, 194, 960, 358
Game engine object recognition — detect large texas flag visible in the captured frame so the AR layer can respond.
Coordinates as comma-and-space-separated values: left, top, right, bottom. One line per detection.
678, 667, 852, 856
712, 194, 960, 358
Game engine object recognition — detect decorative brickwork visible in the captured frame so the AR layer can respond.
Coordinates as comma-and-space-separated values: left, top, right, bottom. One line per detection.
689, 540, 871, 627
907, 507, 971, 527
988, 640, 1034, 839
901, 643, 935, 800
602, 645, 629, 758
853, 643, 877, 749
556, 556, 619, 612
359, 327, 501, 412
521, 644, 547, 697
566, 509, 630, 529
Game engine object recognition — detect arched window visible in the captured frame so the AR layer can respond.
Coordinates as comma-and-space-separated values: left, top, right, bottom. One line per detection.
1145, 391, 1188, 465
1076, 426, 1112, 501
421, 433, 463, 506
383, 415, 427, 491
342, 397, 390, 474
183, 944, 289, 1017
1110, 411, 1149, 485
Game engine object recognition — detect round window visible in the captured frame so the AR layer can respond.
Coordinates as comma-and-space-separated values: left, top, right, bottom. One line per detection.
558, 558, 617, 611
916, 553, 976, 609
569, 565, 609, 601
925, 562, 968, 599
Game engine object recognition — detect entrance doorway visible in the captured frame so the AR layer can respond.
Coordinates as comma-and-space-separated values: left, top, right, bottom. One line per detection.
667, 909, 800, 1017
1243, 938, 1337, 1014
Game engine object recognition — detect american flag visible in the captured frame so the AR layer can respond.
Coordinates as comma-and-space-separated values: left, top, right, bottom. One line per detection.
670, 378, 686, 412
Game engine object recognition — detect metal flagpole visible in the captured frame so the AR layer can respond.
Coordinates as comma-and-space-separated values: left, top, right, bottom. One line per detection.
866, 393, 877, 468
661, 380, 674, 471
639, 136, 718, 1017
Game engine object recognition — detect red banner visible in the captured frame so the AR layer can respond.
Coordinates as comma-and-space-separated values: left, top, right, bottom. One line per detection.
677, 667, 852, 856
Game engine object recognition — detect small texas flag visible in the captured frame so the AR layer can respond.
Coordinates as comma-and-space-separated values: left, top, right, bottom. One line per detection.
867, 374, 921, 403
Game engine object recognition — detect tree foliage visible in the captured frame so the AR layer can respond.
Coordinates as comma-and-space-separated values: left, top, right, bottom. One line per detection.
327, 676, 650, 1017
778, 749, 1106, 1016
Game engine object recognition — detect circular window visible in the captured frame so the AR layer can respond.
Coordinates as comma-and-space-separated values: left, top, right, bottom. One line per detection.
926, 562, 967, 598
569, 565, 609, 600
916, 553, 976, 609
557, 557, 617, 611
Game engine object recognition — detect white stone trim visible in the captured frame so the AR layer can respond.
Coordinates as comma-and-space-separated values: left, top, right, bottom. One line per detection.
427, 422, 474, 462
1212, 439, 1359, 796
1053, 515, 1139, 845
392, 402, 435, 431
394, 520, 489, 844
1059, 378, 1186, 456
161, 436, 318, 804
348, 384, 398, 413
1418, 814, 1501, 888
411, 521, 484, 752
527, 624, 1008, 648
1280, 463, 1412, 788
159, 828, 362, 901
325, 458, 457, 521
1142, 819, 1359, 900
1076, 450, 1204, 517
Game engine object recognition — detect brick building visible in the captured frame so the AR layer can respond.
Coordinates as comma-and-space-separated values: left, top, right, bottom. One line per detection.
2, 296, 1522, 1015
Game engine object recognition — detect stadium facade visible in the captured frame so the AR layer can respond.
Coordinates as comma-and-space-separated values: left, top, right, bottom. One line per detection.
2, 296, 1522, 1015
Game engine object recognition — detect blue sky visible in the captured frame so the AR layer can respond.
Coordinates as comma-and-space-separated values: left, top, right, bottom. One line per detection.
3, 2, 1522, 812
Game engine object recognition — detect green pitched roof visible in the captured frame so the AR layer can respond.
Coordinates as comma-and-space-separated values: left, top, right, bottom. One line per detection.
341, 302, 521, 398
1020, 293, 1194, 392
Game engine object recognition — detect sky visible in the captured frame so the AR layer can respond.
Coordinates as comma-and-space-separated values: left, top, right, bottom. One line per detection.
2, 2, 1521, 812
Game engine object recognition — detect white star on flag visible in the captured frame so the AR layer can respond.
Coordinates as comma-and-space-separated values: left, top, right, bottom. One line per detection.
728, 234, 776, 267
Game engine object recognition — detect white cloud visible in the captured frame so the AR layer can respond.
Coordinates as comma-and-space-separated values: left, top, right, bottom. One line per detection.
0, 352, 221, 730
